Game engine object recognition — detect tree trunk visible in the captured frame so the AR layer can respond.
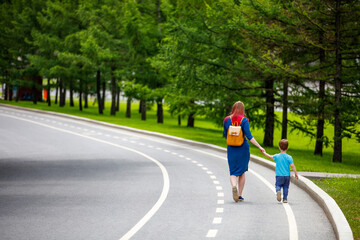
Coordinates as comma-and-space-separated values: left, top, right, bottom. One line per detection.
157, 99, 163, 123
59, 79, 63, 106
61, 84, 66, 107
55, 78, 59, 104
79, 79, 83, 111
96, 70, 103, 114
4, 83, 8, 100
126, 97, 131, 118
116, 85, 120, 112
315, 30, 326, 156
32, 77, 37, 104
141, 100, 146, 121
8, 85, 13, 101
69, 79, 74, 107
110, 67, 116, 116
84, 80, 88, 108
281, 79, 288, 139
187, 112, 195, 127
178, 115, 181, 126
263, 77, 275, 147
333, 0, 342, 163
47, 78, 51, 106
102, 79, 106, 111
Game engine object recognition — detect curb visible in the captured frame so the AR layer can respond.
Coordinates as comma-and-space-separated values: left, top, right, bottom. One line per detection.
0, 103, 354, 240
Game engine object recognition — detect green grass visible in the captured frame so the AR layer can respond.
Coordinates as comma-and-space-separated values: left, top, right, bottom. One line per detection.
312, 178, 360, 240
1, 99, 359, 237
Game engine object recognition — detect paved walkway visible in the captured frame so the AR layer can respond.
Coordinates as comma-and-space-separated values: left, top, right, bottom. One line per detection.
298, 172, 360, 179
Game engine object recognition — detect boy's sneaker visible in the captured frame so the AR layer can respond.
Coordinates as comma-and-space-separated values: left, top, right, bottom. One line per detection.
283, 198, 288, 203
276, 191, 281, 202
239, 196, 244, 202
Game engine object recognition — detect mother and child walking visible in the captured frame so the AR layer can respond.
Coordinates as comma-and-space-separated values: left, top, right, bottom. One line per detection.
223, 101, 299, 203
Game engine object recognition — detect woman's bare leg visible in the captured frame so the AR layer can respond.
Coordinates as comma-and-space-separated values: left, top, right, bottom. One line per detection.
230, 175, 239, 202
230, 175, 238, 187
238, 173, 246, 196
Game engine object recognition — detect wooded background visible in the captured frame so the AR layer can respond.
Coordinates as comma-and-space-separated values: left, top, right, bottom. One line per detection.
1, 0, 359, 163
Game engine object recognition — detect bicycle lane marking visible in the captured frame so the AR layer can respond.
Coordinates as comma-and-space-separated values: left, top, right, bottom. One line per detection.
0, 113, 170, 240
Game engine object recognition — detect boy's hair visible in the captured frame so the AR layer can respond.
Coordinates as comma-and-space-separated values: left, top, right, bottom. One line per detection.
279, 139, 289, 151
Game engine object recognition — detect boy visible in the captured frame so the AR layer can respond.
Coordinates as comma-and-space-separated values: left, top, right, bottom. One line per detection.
262, 139, 298, 203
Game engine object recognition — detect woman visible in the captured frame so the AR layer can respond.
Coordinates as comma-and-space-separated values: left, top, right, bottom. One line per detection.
223, 101, 265, 202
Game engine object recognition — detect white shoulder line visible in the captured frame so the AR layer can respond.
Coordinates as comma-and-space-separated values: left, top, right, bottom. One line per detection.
0, 113, 170, 240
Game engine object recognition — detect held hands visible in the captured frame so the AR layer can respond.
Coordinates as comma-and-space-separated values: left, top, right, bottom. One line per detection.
259, 146, 266, 154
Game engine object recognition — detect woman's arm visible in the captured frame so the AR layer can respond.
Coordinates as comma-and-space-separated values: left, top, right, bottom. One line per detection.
249, 138, 265, 154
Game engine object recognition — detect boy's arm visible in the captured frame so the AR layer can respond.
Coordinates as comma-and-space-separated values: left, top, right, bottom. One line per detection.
290, 163, 298, 179
262, 151, 273, 160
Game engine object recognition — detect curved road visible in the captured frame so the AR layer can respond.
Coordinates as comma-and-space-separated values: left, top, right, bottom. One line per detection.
0, 106, 335, 240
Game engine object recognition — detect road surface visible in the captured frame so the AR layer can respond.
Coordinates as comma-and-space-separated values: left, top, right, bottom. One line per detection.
0, 106, 336, 240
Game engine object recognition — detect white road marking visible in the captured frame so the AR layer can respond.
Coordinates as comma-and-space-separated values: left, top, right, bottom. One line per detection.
249, 169, 298, 240
212, 218, 222, 224
216, 186, 222, 191
206, 229, 218, 238
213, 181, 220, 185
217, 200, 224, 204
216, 208, 224, 213
217, 192, 224, 197
1, 108, 298, 239
0, 113, 170, 240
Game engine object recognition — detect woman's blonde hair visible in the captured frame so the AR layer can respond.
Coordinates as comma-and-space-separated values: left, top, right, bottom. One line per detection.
231, 101, 245, 116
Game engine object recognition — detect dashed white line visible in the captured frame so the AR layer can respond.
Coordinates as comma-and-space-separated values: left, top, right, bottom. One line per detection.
212, 218, 222, 224
206, 229, 218, 238
216, 208, 224, 213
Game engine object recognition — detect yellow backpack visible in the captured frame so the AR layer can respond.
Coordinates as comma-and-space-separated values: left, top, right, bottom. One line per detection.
226, 117, 245, 146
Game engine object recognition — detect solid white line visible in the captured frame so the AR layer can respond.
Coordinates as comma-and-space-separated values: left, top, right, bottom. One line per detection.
249, 169, 298, 240
185, 147, 298, 240
0, 113, 170, 240
2, 108, 298, 239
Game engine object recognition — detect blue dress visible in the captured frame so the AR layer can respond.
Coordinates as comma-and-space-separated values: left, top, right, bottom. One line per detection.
223, 116, 253, 176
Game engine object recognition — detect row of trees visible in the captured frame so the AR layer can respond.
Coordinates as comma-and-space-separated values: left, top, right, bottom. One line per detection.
1, 0, 359, 163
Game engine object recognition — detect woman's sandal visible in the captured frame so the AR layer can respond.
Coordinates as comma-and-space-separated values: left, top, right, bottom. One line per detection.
232, 186, 239, 202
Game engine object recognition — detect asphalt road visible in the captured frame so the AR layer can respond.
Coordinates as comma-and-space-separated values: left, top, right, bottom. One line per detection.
0, 106, 336, 240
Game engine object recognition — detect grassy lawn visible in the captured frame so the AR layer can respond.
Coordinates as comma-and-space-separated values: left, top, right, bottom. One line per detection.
312, 178, 360, 240
1, 99, 359, 238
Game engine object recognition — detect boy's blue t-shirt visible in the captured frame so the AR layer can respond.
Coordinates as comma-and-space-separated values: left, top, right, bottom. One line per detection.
273, 153, 293, 176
